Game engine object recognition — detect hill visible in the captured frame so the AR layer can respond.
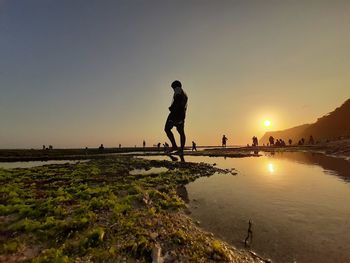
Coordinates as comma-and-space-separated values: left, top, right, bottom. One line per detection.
260, 99, 350, 144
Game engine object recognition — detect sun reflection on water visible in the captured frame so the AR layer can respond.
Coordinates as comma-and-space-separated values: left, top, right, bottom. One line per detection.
268, 163, 275, 173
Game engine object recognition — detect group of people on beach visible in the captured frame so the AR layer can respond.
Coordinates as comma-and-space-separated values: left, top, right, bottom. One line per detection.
121, 80, 319, 154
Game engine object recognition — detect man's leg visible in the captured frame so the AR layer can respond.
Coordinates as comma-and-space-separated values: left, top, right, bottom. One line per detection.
165, 119, 177, 150
176, 123, 186, 151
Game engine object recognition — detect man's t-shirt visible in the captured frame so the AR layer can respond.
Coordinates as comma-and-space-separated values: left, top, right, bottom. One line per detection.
168, 87, 188, 121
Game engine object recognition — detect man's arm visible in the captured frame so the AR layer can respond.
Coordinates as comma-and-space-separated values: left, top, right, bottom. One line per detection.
169, 93, 182, 112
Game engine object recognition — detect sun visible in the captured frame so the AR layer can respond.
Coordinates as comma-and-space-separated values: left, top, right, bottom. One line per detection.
264, 120, 271, 127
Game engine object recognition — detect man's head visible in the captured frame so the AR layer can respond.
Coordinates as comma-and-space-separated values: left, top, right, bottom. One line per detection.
171, 80, 182, 89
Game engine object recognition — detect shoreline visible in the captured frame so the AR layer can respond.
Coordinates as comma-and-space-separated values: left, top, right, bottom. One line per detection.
1, 139, 349, 162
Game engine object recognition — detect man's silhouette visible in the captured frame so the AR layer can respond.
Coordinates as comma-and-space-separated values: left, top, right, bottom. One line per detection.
164, 80, 188, 153
192, 141, 197, 151
222, 135, 228, 147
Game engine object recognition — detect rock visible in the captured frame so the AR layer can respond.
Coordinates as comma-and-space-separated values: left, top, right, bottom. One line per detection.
152, 244, 163, 263
142, 192, 152, 206
150, 232, 158, 239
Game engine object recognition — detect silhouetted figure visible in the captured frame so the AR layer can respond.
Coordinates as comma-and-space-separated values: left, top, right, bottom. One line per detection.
42, 145, 45, 150
99, 144, 104, 151
275, 139, 285, 147
222, 135, 228, 147
288, 139, 292, 145
163, 142, 169, 152
119, 144, 121, 148
281, 140, 286, 147
49, 145, 53, 150
157, 142, 161, 151
309, 135, 314, 145
269, 136, 275, 146
275, 139, 280, 147
192, 141, 197, 151
143, 140, 146, 148
252, 136, 258, 147
301, 138, 305, 145
164, 80, 188, 153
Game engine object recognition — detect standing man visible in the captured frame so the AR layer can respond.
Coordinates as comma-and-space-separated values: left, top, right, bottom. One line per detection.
164, 80, 188, 153
222, 135, 228, 147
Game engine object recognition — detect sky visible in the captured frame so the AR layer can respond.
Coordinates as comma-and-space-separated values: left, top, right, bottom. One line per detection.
1, 0, 349, 148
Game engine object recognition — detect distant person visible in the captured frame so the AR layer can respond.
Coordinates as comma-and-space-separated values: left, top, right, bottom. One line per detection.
309, 135, 314, 145
276, 139, 282, 147
281, 140, 286, 147
119, 144, 121, 148
192, 141, 197, 151
222, 135, 228, 147
164, 80, 188, 153
143, 140, 146, 148
301, 138, 305, 145
49, 145, 53, 150
252, 136, 258, 147
163, 142, 169, 152
99, 144, 104, 150
157, 142, 161, 151
288, 139, 292, 146
269, 136, 275, 146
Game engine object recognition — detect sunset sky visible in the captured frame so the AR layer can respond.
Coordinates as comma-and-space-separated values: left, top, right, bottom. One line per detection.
1, 0, 350, 148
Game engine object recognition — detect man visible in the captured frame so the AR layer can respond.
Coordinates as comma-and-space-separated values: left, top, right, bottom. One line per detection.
222, 135, 228, 147
164, 80, 188, 153
192, 141, 197, 151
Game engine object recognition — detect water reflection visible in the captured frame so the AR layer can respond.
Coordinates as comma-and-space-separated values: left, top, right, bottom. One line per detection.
267, 163, 275, 173
185, 152, 350, 263
268, 152, 350, 183
0, 160, 86, 169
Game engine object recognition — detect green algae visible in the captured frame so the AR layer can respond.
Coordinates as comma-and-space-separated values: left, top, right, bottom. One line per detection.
0, 155, 252, 262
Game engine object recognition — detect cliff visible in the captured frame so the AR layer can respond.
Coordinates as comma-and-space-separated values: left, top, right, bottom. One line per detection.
260, 99, 350, 144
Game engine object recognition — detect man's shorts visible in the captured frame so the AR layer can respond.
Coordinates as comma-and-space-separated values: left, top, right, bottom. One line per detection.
165, 115, 185, 130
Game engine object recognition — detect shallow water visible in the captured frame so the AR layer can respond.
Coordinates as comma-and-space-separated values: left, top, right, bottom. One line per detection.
144, 152, 350, 263
0, 160, 86, 169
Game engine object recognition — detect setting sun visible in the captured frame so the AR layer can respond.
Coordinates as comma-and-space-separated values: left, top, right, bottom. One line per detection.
264, 120, 271, 127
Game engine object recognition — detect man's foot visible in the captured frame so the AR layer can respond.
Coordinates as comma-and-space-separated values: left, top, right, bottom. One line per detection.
174, 148, 184, 155
166, 146, 178, 154
168, 155, 179, 161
